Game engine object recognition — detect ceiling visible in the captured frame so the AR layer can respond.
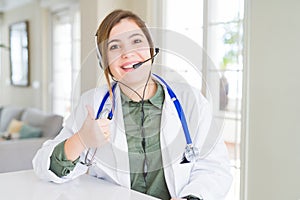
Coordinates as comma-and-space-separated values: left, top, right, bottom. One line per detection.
0, 0, 34, 12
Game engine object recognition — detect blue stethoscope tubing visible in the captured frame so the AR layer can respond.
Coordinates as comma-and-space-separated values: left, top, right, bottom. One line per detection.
153, 74, 192, 145
95, 74, 197, 161
96, 82, 117, 120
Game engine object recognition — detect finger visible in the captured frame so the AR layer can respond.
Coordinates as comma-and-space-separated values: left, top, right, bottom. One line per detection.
97, 118, 110, 126
98, 125, 110, 133
97, 119, 111, 131
101, 127, 110, 133
85, 105, 95, 119
103, 133, 110, 140
103, 131, 110, 137
105, 136, 110, 142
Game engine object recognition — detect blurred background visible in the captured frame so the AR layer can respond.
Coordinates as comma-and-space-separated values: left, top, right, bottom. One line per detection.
0, 0, 299, 200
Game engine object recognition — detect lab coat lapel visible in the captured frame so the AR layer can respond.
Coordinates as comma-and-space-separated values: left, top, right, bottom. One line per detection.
160, 92, 182, 156
110, 86, 131, 188
160, 84, 186, 197
155, 76, 183, 151
156, 76, 186, 161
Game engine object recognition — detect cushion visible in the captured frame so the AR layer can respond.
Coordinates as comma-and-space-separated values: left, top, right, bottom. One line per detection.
21, 108, 63, 138
7, 119, 24, 133
0, 106, 24, 132
19, 124, 43, 139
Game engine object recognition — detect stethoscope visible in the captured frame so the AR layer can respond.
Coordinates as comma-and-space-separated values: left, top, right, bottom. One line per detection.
93, 73, 199, 164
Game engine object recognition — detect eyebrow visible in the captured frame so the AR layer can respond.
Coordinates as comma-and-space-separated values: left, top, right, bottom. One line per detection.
107, 33, 145, 46
128, 33, 145, 39
107, 39, 121, 46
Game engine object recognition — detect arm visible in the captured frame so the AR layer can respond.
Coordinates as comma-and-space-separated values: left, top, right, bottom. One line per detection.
179, 92, 232, 200
32, 91, 97, 183
179, 139, 232, 199
49, 140, 81, 177
32, 137, 89, 183
47, 106, 110, 178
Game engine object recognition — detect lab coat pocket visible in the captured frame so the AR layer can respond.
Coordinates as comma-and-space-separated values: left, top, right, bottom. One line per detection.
172, 162, 194, 194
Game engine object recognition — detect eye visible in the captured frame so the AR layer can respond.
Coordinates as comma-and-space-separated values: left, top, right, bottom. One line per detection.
109, 44, 120, 51
133, 38, 142, 44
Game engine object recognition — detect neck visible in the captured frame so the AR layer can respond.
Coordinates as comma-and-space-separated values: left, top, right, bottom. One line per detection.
119, 78, 157, 102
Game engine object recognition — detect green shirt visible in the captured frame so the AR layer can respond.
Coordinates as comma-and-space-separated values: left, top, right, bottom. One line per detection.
49, 140, 79, 177
49, 82, 171, 200
121, 82, 171, 200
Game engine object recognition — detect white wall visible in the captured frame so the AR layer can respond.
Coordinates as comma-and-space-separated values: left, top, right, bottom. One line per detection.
0, 1, 47, 109
245, 0, 300, 199
0, 0, 160, 108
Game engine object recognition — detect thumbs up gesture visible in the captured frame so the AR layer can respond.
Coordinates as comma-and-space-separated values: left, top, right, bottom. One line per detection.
77, 105, 111, 149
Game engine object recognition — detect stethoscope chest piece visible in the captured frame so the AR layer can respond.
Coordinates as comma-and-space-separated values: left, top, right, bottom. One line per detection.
184, 144, 200, 162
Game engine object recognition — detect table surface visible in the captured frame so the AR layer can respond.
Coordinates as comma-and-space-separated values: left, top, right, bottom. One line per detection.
0, 170, 159, 200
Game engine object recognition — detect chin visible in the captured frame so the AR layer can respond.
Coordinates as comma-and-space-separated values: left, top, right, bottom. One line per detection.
120, 70, 150, 86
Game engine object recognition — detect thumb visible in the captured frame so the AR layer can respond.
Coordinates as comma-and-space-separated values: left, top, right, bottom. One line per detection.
85, 105, 95, 119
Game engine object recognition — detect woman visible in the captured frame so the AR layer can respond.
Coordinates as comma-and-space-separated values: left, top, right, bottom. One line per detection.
33, 9, 232, 200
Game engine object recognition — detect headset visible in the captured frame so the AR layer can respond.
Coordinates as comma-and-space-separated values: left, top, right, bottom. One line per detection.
89, 36, 199, 165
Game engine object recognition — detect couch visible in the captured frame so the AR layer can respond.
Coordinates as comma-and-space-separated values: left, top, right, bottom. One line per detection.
0, 105, 63, 173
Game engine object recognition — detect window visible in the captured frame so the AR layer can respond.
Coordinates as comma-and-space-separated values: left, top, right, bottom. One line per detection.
163, 0, 244, 199
51, 8, 80, 118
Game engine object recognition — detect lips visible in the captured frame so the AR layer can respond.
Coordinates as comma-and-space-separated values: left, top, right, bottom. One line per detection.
121, 61, 140, 72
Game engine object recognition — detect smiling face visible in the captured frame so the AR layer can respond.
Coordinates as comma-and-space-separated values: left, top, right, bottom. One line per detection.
107, 18, 152, 85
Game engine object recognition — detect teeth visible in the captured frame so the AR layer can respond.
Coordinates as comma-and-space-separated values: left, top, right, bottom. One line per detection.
123, 63, 138, 69
123, 65, 133, 69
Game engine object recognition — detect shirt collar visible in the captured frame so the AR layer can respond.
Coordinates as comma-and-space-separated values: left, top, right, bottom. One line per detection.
120, 82, 164, 109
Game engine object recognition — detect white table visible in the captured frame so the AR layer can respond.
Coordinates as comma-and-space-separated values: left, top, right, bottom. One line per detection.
0, 170, 159, 200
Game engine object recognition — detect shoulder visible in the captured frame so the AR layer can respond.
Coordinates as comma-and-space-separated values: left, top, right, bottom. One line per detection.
67, 85, 112, 120
161, 81, 208, 106
78, 85, 111, 105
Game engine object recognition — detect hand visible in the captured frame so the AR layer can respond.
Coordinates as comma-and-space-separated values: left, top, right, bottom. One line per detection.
77, 105, 110, 149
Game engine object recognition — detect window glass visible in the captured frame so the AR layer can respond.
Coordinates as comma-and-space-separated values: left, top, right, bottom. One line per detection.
51, 9, 80, 119
208, 0, 244, 23
164, 1, 244, 199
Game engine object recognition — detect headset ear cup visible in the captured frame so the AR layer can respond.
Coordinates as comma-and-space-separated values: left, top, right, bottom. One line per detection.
96, 47, 112, 76
96, 52, 103, 69
95, 36, 104, 69
99, 60, 103, 69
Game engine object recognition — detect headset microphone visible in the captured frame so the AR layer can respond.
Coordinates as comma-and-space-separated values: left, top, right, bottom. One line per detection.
132, 47, 160, 69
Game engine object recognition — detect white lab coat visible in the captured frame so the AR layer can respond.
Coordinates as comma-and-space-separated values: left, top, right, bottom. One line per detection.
33, 77, 232, 200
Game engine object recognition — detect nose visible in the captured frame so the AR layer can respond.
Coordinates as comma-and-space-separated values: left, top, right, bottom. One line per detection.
121, 45, 136, 59
121, 51, 135, 59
